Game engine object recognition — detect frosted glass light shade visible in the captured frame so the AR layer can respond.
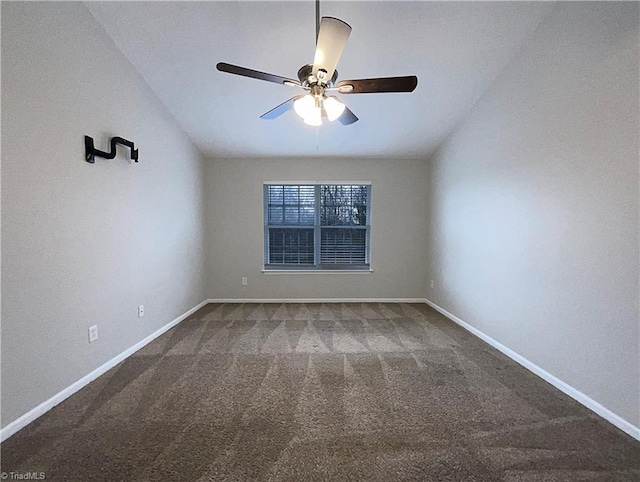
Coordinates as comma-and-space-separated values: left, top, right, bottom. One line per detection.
324, 96, 346, 121
294, 95, 315, 119
303, 106, 322, 126
294, 94, 322, 126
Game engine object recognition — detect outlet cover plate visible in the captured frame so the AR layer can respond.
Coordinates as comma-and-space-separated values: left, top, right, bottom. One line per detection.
89, 325, 98, 343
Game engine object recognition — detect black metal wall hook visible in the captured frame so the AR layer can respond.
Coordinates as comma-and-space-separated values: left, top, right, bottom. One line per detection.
85, 136, 139, 164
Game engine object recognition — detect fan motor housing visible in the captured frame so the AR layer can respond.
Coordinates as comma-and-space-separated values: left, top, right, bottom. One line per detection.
297, 64, 338, 88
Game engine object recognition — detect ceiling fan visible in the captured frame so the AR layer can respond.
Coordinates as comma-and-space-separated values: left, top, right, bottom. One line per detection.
216, 1, 418, 126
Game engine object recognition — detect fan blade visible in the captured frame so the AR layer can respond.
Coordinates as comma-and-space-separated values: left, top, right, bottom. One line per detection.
260, 96, 302, 119
336, 76, 418, 94
312, 17, 351, 83
338, 106, 358, 125
217, 62, 301, 87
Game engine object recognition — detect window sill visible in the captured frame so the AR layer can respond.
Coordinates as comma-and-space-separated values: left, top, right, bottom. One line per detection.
262, 268, 374, 274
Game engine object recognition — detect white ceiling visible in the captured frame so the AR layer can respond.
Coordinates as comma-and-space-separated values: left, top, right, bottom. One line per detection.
86, 1, 554, 159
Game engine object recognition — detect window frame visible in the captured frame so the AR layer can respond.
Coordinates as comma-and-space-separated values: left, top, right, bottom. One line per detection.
263, 182, 372, 272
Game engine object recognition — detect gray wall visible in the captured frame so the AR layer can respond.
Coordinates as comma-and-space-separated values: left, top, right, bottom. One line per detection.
426, 2, 639, 426
204, 158, 429, 300
1, 2, 207, 427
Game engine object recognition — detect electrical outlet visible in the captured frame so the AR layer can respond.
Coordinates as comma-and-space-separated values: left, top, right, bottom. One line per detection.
88, 325, 98, 343
138, 305, 144, 318
430, 279, 434, 288
242, 277, 248, 286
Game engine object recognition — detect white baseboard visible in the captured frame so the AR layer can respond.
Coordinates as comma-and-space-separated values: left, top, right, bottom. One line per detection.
208, 298, 429, 304
424, 298, 640, 442
0, 299, 209, 443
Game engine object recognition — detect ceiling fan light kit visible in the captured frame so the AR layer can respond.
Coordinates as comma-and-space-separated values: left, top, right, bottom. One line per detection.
216, 2, 418, 127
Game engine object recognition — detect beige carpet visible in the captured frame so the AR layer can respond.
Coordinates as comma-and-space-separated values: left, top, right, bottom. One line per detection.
2, 302, 639, 481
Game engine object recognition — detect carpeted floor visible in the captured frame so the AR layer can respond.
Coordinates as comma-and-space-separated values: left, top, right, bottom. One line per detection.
2, 302, 639, 481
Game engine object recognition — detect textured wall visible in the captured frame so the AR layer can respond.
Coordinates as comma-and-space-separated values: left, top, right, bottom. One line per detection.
204, 157, 429, 301
1, 2, 207, 427
426, 2, 639, 426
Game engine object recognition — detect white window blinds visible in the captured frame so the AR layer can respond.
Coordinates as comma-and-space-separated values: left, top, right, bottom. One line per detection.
264, 184, 371, 270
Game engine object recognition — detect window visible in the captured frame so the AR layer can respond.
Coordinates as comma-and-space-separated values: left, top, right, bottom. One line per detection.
264, 184, 371, 270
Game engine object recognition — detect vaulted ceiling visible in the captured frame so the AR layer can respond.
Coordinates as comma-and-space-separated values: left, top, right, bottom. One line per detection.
86, 1, 554, 159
